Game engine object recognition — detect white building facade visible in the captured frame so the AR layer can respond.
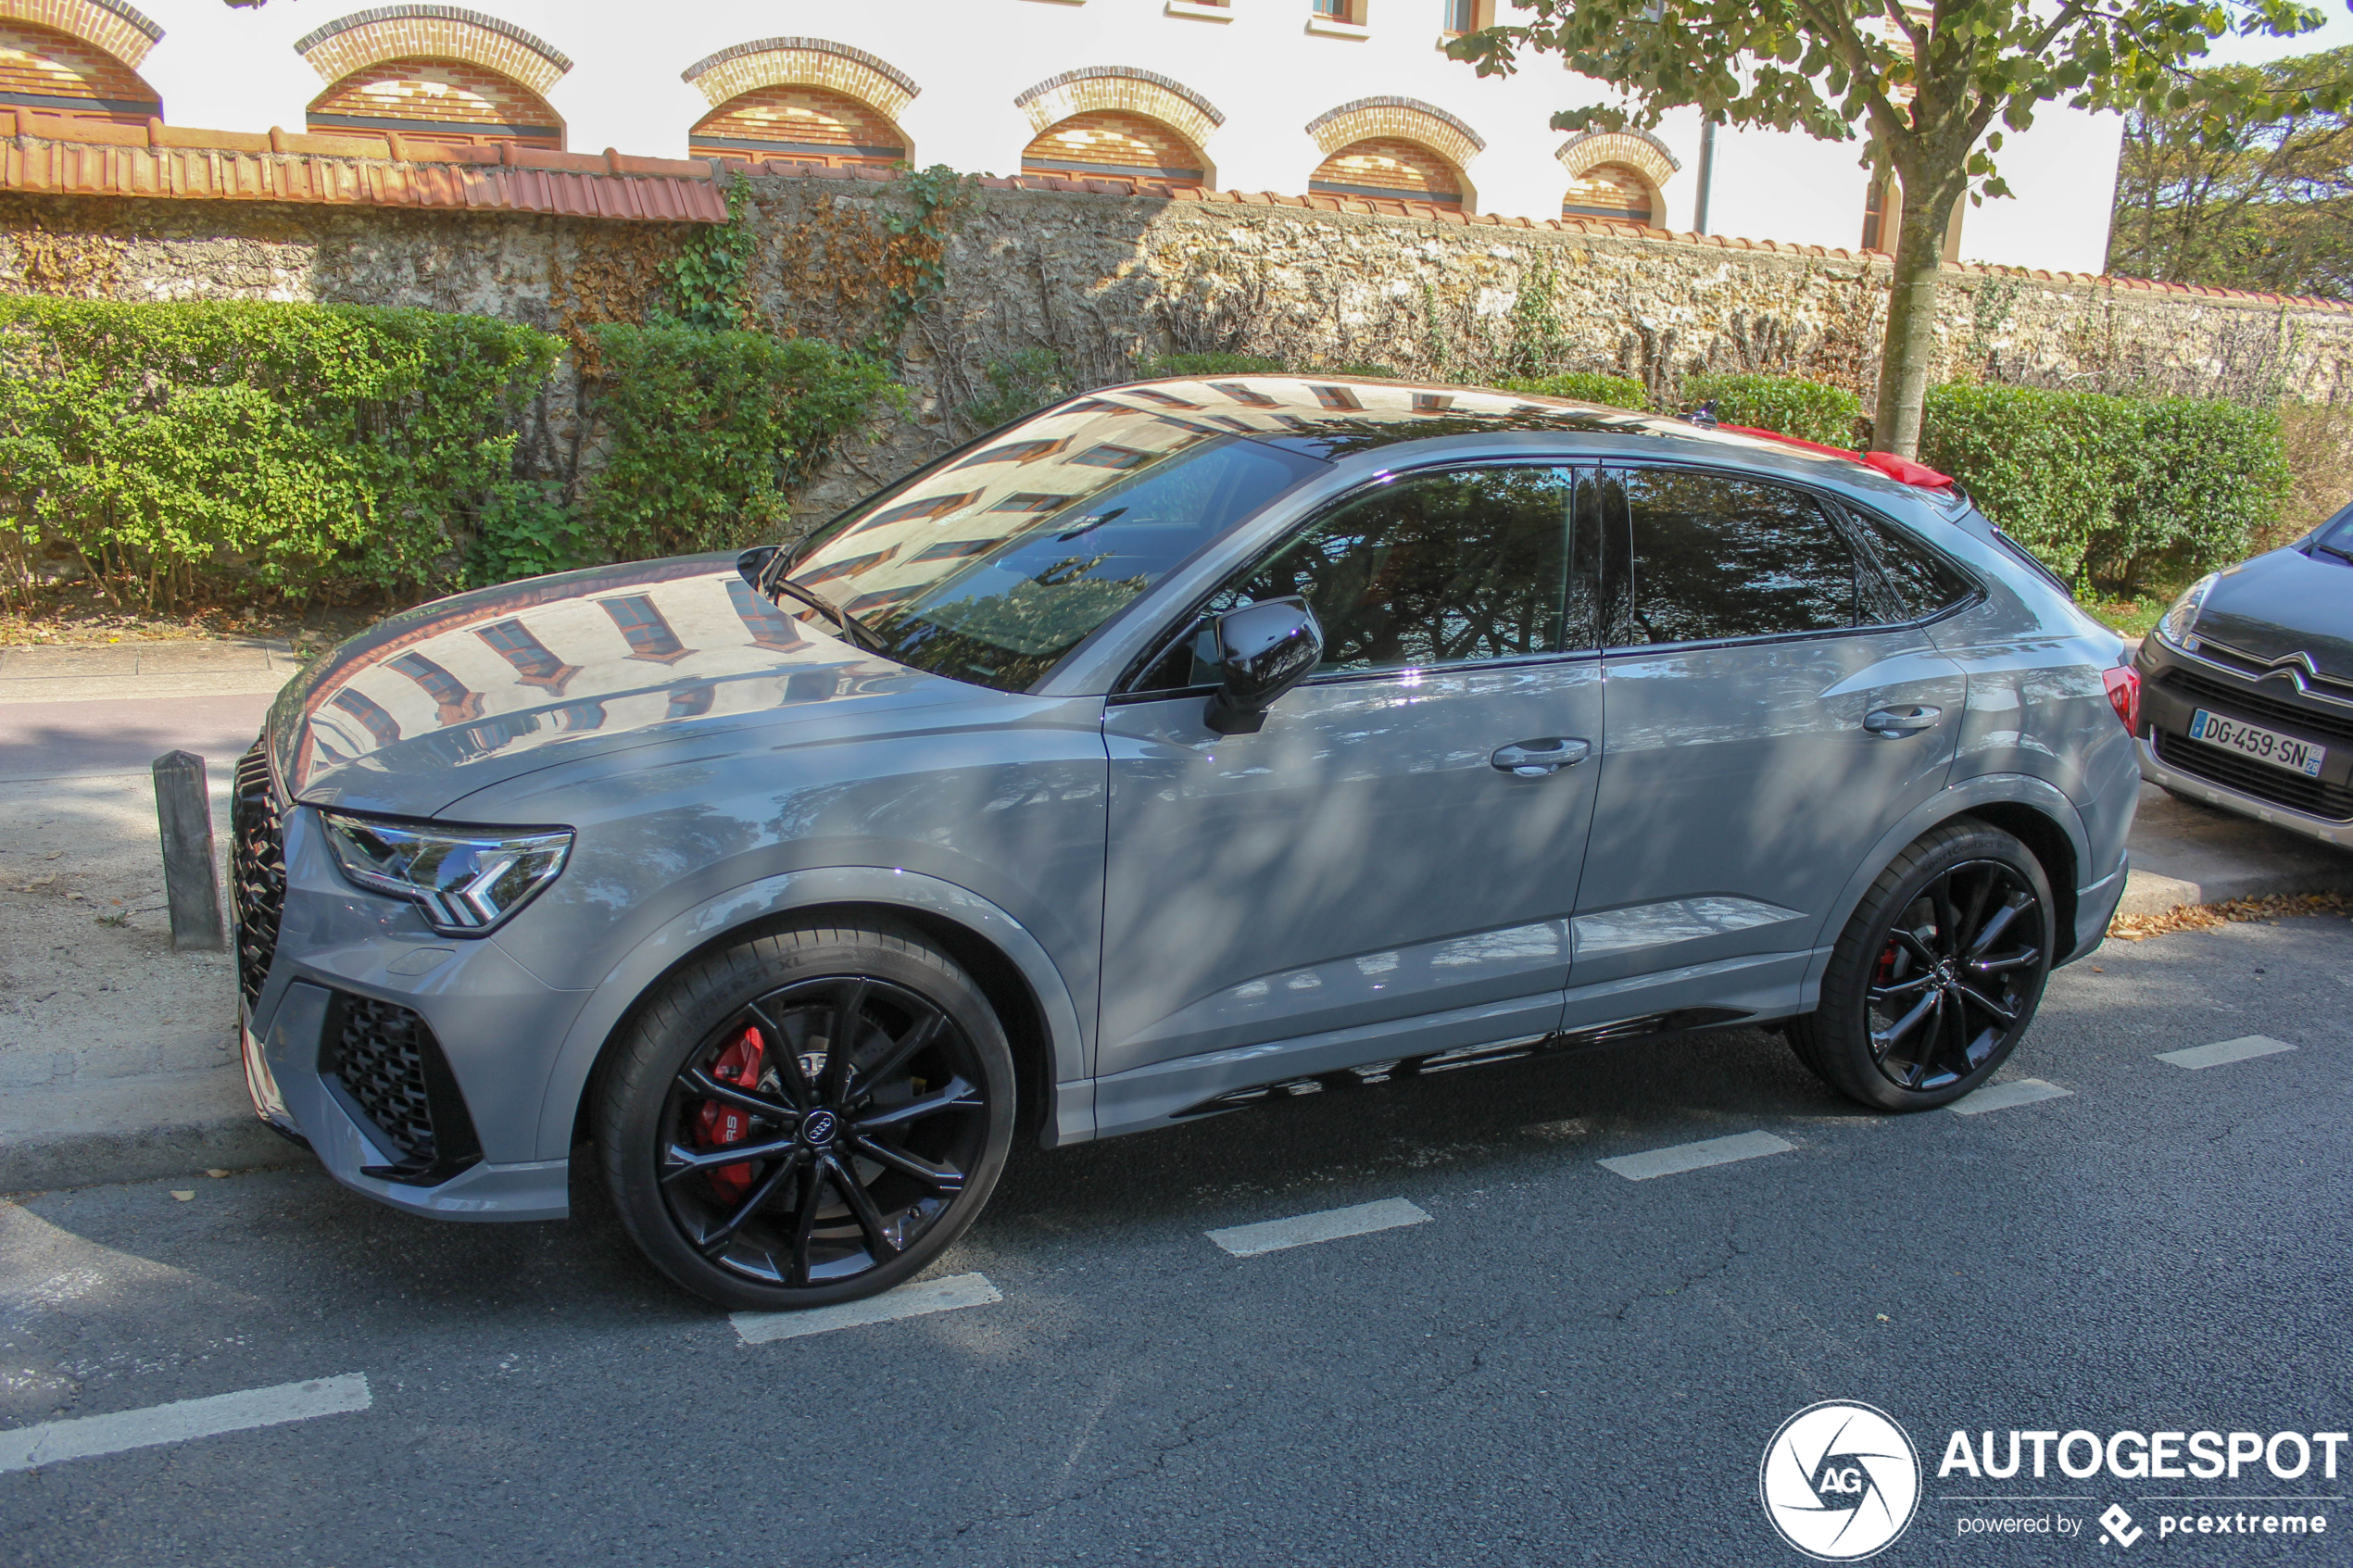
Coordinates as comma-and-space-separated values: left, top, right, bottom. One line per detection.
7, 0, 2122, 272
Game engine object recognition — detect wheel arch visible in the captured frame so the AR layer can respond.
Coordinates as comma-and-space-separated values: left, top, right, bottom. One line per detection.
1803, 777, 2091, 1005
541, 869, 1092, 1163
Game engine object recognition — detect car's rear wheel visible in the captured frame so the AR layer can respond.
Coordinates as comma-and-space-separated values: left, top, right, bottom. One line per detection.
1788, 821, 2054, 1110
598, 919, 1015, 1311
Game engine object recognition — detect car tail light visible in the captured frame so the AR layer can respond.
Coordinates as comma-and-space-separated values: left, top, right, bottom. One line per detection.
2103, 665, 2141, 734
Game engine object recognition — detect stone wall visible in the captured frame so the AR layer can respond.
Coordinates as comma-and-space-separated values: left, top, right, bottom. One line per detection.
7, 172, 2349, 522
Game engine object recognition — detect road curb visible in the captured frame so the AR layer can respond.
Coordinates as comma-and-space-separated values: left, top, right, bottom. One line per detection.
0, 1068, 296, 1196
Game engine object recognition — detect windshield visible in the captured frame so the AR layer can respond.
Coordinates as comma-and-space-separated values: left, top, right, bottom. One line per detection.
2315, 502, 2353, 561
781, 396, 1327, 690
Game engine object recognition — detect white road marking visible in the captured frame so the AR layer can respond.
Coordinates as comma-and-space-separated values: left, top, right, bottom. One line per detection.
1206, 1198, 1432, 1257
1949, 1078, 2072, 1115
1598, 1129, 1794, 1181
0, 1374, 371, 1474
2158, 1035, 2297, 1071
731, 1272, 1001, 1344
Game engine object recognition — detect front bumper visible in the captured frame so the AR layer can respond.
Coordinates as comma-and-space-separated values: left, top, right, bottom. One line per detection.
2137, 735, 2353, 850
237, 795, 587, 1223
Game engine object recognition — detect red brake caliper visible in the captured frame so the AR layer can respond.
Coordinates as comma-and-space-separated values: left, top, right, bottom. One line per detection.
1875, 941, 1903, 988
694, 1025, 767, 1204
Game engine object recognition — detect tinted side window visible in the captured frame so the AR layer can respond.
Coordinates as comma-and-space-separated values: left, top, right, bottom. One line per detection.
1209, 465, 1578, 674
1618, 468, 1857, 646
1849, 510, 1976, 622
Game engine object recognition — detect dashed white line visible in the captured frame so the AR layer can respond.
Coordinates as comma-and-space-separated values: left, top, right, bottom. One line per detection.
1949, 1077, 2072, 1115
2158, 1035, 2297, 1071
732, 1272, 1001, 1344
0, 1374, 371, 1474
1598, 1130, 1793, 1181
1206, 1198, 1432, 1257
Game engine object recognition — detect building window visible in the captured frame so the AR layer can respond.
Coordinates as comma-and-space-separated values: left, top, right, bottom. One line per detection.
598, 596, 693, 663
1022, 111, 1209, 186
473, 618, 579, 695
1310, 138, 1463, 207
1861, 172, 1891, 251
727, 578, 810, 651
1563, 162, 1656, 226
1313, 0, 1361, 18
308, 58, 562, 149
1441, 0, 1491, 31
689, 85, 908, 169
0, 19, 162, 128
388, 652, 484, 726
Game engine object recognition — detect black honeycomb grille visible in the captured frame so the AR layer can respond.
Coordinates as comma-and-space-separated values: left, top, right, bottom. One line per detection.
229, 743, 284, 1011
2155, 730, 2353, 822
323, 993, 483, 1185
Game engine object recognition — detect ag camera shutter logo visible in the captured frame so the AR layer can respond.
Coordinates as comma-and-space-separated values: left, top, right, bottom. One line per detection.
1760, 1400, 1922, 1560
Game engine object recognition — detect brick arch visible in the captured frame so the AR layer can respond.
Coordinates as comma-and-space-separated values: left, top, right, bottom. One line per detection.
1556, 129, 1678, 188
1, 14, 159, 126
1014, 68, 1224, 153
0, 0, 159, 69
1557, 132, 1678, 229
1305, 96, 1484, 171
690, 84, 908, 169
308, 56, 561, 149
295, 6, 572, 97
681, 38, 918, 129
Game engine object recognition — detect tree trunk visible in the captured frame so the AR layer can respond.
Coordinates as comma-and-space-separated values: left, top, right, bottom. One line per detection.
1871, 179, 1959, 458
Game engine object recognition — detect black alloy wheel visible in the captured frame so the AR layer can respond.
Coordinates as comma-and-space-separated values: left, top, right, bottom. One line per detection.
1861, 859, 2046, 1092
601, 922, 1015, 1310
1789, 820, 2055, 1111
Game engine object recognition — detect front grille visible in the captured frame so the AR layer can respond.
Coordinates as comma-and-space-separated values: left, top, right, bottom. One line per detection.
2155, 730, 2353, 822
2153, 666, 2353, 747
229, 743, 285, 1010
321, 993, 483, 1185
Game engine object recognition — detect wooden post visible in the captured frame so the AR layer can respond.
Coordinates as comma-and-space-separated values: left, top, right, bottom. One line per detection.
152, 750, 227, 952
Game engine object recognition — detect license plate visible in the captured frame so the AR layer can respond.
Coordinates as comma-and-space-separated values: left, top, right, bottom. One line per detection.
2188, 709, 2326, 778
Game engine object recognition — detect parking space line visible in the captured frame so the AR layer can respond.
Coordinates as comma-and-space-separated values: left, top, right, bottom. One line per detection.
2158, 1035, 2297, 1071
1207, 1198, 1432, 1257
1598, 1130, 1793, 1181
1950, 1078, 2072, 1115
732, 1272, 1001, 1344
0, 1374, 371, 1474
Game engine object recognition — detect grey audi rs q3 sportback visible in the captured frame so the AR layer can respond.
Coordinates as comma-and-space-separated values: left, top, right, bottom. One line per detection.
233, 376, 2141, 1309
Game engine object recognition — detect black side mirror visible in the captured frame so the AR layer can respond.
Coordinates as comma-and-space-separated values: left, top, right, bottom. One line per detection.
736, 545, 779, 591
1203, 598, 1323, 735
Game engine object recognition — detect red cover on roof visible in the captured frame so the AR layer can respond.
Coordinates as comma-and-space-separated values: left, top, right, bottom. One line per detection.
1714, 423, 1957, 489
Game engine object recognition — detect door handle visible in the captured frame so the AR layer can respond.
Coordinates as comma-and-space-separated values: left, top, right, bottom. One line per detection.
1491, 737, 1592, 776
1863, 705, 1944, 737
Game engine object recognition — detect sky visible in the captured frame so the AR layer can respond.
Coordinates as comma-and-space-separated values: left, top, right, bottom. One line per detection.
2200, 1, 2353, 65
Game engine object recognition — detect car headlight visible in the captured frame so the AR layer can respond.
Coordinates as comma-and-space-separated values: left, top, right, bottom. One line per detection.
320, 811, 573, 935
2156, 573, 2217, 648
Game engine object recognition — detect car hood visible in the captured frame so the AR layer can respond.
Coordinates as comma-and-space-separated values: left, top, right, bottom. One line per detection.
269, 555, 959, 819
2195, 545, 2353, 682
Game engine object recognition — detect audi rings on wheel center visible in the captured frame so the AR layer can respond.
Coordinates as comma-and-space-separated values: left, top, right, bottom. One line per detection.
800, 1109, 838, 1146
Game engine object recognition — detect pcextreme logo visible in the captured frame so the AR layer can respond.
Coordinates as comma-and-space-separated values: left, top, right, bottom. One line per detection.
1760, 1400, 1923, 1561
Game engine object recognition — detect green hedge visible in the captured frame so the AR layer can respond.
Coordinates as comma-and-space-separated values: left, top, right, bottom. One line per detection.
1497, 371, 1649, 409
1682, 373, 1865, 448
584, 322, 897, 562
1919, 385, 2288, 591
0, 295, 560, 603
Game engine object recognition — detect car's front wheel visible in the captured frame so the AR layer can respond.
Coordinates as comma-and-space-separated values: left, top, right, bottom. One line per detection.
598, 918, 1015, 1311
1788, 820, 2055, 1111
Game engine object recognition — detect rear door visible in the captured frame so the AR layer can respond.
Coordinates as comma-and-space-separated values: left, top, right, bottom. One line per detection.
1097, 462, 1604, 1080
1565, 464, 1967, 1028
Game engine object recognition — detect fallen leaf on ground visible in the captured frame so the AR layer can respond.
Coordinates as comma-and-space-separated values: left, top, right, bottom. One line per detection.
170, 1190, 195, 1201
2109, 890, 2350, 942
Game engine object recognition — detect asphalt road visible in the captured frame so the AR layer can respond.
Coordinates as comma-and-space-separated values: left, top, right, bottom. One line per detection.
2, 914, 2347, 1567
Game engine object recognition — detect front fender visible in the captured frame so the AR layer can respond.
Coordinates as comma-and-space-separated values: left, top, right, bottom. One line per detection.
528, 865, 1092, 1160
1799, 774, 2096, 1004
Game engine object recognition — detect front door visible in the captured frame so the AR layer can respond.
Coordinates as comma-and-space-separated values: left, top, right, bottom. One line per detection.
1565, 463, 1968, 1027
1098, 462, 1604, 1082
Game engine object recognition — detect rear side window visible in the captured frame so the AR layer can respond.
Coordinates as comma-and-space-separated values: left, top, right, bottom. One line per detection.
1846, 510, 1978, 622
1617, 467, 1857, 646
